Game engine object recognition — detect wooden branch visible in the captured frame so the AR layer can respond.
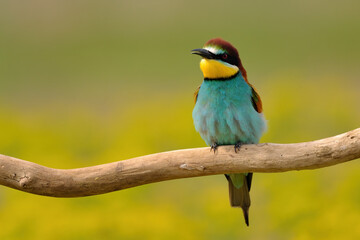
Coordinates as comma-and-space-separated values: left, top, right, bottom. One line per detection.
0, 128, 359, 198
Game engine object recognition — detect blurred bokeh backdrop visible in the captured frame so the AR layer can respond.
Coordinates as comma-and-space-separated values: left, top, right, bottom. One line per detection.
0, 0, 360, 239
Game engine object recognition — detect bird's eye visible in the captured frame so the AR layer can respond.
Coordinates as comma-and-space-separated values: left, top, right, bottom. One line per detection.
222, 53, 228, 60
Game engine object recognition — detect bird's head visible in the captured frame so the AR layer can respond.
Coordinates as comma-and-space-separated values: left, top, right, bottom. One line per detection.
192, 38, 247, 81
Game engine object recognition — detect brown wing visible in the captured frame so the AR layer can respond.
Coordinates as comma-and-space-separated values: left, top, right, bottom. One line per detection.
194, 85, 200, 103
250, 86, 263, 113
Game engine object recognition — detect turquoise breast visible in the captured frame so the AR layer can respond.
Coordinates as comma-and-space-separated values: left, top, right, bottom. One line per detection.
192, 75, 266, 146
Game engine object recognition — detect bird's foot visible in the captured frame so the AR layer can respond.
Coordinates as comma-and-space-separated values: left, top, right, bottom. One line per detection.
210, 143, 218, 153
234, 142, 243, 153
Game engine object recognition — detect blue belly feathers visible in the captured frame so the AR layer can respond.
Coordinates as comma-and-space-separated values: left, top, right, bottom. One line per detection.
193, 75, 266, 147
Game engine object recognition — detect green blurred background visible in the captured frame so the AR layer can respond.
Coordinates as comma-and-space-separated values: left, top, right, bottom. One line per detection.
0, 0, 359, 239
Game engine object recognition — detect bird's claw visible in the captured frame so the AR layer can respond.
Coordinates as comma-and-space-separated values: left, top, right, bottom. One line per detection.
210, 143, 218, 153
234, 142, 242, 153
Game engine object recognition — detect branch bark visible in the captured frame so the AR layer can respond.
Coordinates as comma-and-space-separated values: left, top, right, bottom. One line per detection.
0, 128, 359, 197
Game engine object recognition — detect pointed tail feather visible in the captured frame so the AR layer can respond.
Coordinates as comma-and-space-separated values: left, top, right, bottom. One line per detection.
227, 174, 251, 226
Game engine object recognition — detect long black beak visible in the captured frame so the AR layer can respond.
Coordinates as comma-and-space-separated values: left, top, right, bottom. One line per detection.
191, 48, 215, 59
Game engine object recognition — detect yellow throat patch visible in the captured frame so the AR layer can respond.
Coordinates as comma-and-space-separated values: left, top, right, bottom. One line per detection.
200, 59, 239, 79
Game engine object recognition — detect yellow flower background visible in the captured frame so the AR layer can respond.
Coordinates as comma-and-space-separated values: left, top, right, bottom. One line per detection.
0, 1, 359, 239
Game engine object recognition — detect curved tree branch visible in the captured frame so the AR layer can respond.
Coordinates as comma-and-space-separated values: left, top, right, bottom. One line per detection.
0, 128, 359, 197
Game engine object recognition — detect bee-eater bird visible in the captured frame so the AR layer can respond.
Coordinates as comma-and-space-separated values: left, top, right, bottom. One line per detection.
191, 38, 267, 226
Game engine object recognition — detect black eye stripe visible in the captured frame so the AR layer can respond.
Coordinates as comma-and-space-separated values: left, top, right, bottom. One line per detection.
214, 53, 237, 66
